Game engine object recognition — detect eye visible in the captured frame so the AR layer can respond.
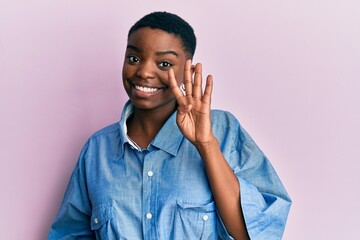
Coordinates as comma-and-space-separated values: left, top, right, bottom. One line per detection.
127, 55, 140, 63
158, 61, 173, 69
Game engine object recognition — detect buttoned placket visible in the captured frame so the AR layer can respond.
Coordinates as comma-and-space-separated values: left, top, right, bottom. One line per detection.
142, 150, 156, 239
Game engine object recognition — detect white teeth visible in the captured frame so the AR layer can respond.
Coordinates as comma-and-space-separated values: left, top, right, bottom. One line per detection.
135, 85, 159, 93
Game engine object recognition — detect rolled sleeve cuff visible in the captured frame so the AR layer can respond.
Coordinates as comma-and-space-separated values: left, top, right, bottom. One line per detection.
239, 177, 265, 238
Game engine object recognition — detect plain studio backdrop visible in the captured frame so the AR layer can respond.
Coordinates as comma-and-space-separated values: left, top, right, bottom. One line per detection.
1, 1, 359, 239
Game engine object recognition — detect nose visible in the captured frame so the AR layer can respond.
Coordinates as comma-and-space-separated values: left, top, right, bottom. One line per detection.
136, 61, 155, 79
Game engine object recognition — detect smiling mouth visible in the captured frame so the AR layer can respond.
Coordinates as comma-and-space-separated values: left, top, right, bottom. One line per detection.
133, 84, 166, 93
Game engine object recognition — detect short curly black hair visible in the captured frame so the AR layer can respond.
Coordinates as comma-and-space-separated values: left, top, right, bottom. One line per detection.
128, 12, 196, 59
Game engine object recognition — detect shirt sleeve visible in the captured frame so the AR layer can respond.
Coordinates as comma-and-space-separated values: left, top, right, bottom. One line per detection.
216, 116, 292, 240
48, 141, 94, 240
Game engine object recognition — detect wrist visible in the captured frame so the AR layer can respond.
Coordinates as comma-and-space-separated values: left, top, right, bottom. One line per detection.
194, 136, 219, 155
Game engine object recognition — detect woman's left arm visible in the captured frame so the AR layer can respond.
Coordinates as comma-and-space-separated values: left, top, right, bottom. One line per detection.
168, 60, 250, 240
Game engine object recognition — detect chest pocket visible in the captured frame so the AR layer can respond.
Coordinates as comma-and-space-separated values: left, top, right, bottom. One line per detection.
91, 205, 116, 240
173, 201, 218, 239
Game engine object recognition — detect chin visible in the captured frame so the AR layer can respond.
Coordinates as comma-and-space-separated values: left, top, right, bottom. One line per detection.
130, 98, 177, 112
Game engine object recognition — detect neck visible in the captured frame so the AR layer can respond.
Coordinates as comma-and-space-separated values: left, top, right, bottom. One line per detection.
127, 103, 177, 148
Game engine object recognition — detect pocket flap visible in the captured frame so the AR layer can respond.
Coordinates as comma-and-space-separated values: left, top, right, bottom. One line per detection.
177, 200, 216, 212
90, 205, 115, 230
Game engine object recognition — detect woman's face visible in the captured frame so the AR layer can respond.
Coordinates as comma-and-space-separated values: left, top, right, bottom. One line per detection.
122, 27, 187, 112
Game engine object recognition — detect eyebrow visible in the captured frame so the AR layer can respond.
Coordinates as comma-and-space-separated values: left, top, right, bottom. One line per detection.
127, 45, 141, 52
155, 50, 178, 57
126, 44, 179, 57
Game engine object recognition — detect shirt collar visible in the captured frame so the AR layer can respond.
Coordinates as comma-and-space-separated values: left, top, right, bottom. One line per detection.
151, 111, 183, 156
118, 100, 134, 152
119, 100, 183, 156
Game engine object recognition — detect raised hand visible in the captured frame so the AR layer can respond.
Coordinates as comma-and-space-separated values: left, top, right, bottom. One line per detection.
168, 59, 215, 146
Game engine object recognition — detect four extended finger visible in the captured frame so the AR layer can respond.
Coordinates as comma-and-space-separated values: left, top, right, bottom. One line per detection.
169, 61, 213, 109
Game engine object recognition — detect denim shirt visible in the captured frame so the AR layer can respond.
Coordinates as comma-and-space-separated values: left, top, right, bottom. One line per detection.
49, 101, 291, 240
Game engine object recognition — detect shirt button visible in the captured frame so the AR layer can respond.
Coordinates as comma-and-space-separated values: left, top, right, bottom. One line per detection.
202, 214, 209, 221
146, 213, 152, 219
147, 171, 153, 177
94, 218, 99, 224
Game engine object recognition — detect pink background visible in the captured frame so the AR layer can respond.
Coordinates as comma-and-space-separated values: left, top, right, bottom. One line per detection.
1, 1, 359, 239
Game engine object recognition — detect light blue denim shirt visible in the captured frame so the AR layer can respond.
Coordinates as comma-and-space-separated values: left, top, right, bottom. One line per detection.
49, 101, 291, 240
